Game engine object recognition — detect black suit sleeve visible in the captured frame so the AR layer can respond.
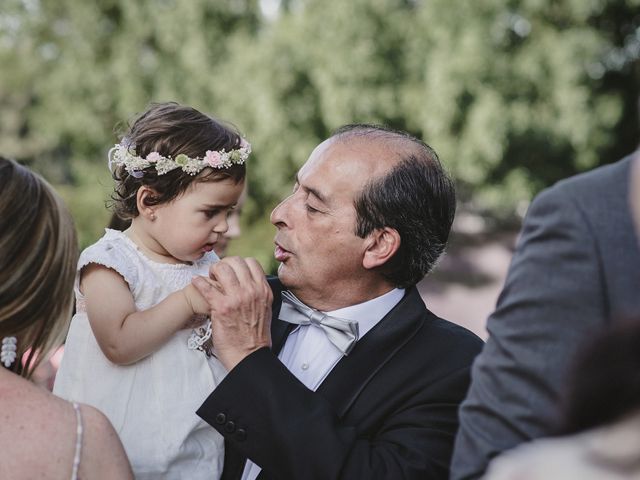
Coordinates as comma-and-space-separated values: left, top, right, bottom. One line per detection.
198, 346, 474, 480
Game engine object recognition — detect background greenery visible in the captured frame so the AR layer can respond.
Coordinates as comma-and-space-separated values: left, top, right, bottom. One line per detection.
1, 0, 639, 273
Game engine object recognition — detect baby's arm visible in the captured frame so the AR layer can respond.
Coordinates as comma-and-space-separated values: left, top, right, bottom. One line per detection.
81, 263, 208, 365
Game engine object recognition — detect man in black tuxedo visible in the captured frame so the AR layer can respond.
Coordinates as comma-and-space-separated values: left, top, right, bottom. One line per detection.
193, 124, 483, 480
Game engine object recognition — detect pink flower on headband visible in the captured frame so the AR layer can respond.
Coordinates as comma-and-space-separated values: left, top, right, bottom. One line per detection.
146, 152, 162, 163
204, 150, 223, 168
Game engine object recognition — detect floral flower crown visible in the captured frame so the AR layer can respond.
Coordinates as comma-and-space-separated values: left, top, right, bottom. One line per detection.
107, 139, 251, 178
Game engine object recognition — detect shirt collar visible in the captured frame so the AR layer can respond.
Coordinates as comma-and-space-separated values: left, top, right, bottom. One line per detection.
325, 288, 405, 339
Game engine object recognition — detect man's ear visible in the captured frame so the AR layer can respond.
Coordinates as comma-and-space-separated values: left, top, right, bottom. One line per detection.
362, 227, 401, 270
136, 186, 158, 221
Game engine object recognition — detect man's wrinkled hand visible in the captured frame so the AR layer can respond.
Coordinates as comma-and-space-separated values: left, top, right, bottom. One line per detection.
192, 256, 273, 370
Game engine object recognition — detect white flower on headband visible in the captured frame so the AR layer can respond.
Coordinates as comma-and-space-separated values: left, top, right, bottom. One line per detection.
107, 140, 251, 177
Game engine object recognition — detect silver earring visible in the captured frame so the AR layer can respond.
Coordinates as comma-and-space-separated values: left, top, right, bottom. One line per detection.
1, 337, 17, 368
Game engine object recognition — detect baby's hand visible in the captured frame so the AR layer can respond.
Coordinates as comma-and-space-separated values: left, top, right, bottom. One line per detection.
183, 282, 210, 316
184, 314, 209, 330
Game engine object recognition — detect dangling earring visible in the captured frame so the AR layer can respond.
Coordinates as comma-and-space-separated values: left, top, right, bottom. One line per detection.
1, 337, 17, 368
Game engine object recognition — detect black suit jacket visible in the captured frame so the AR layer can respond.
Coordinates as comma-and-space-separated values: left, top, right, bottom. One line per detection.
197, 278, 483, 479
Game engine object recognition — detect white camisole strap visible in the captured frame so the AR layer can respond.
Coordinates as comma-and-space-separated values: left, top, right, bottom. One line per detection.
71, 402, 84, 480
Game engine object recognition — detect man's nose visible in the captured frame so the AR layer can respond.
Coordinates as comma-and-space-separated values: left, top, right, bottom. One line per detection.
270, 195, 292, 227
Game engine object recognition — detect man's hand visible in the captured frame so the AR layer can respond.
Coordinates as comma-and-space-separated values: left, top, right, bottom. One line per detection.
192, 256, 273, 370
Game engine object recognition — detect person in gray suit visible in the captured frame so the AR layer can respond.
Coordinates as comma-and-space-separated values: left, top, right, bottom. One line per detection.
450, 152, 640, 480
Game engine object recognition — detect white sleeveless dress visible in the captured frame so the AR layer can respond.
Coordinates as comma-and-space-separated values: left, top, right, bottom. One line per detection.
54, 229, 226, 479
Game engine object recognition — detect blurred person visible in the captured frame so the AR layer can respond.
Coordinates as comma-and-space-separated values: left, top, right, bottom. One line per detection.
483, 319, 640, 480
452, 151, 640, 479
193, 124, 484, 479
27, 348, 58, 391
0, 156, 133, 479
53, 102, 248, 479
213, 185, 247, 257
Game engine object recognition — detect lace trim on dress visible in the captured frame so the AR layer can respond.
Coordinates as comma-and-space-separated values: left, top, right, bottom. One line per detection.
187, 318, 213, 356
71, 402, 84, 480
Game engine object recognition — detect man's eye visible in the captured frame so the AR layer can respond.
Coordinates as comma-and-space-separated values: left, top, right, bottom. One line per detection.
305, 204, 320, 214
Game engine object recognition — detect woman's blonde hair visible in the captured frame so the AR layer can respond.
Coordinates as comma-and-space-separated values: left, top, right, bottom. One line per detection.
0, 157, 78, 377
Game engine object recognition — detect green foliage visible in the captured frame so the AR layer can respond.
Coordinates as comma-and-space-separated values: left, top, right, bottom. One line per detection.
1, 0, 638, 262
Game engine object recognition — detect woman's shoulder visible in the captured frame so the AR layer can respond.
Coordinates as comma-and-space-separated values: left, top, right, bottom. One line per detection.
0, 374, 89, 477
74, 403, 134, 479
0, 374, 132, 479
0, 370, 71, 425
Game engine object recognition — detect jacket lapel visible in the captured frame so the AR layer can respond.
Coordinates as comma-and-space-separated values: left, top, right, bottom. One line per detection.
315, 287, 425, 418
267, 277, 294, 355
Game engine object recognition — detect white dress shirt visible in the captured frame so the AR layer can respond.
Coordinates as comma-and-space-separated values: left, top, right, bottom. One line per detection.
242, 288, 405, 480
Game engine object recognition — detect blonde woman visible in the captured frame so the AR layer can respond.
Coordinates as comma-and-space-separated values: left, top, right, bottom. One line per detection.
0, 156, 133, 479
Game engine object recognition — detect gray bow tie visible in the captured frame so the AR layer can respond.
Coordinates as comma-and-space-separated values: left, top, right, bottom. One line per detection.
279, 291, 359, 355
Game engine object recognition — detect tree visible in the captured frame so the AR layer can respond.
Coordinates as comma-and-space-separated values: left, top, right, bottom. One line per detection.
1, 0, 638, 265
220, 0, 639, 219
0, 0, 261, 247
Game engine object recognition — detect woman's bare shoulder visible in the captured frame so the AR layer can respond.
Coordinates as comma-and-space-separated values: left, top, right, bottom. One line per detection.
75, 403, 134, 479
0, 374, 132, 479
0, 374, 76, 478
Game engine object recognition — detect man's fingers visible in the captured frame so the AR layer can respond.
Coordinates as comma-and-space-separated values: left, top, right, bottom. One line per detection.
219, 256, 268, 289
245, 257, 268, 284
210, 257, 268, 296
210, 260, 242, 290
192, 275, 222, 300
246, 258, 273, 304
222, 256, 255, 286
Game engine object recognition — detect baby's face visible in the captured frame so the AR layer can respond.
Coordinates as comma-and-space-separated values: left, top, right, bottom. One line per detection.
213, 186, 247, 258
149, 178, 245, 263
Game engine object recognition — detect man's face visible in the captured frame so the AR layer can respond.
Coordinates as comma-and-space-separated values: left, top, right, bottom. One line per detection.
270, 137, 391, 308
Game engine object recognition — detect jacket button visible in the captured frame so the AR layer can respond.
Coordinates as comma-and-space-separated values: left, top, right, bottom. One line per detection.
215, 413, 226, 425
224, 421, 236, 433
236, 428, 247, 441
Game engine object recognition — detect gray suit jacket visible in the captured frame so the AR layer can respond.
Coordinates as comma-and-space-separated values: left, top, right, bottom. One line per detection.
451, 154, 640, 480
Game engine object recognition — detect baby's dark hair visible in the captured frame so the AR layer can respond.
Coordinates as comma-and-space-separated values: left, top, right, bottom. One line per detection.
110, 102, 247, 219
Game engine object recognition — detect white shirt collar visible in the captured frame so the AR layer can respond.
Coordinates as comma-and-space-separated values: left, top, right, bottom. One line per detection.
312, 287, 405, 340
